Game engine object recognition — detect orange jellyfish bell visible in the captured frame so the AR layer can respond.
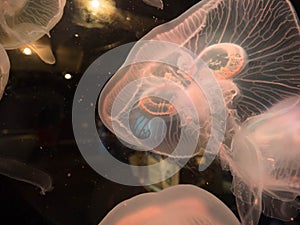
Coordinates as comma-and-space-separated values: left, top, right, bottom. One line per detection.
98, 185, 240, 225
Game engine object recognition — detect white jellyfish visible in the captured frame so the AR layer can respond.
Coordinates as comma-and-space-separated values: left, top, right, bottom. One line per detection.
0, 43, 10, 100
98, 184, 240, 225
0, 0, 66, 64
222, 96, 300, 225
0, 157, 53, 195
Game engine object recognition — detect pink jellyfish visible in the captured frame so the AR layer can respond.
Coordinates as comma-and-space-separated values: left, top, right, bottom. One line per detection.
98, 0, 300, 157
98, 184, 240, 225
222, 96, 300, 225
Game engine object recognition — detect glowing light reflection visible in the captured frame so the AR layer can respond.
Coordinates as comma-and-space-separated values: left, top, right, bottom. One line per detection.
22, 47, 32, 55
64, 73, 72, 79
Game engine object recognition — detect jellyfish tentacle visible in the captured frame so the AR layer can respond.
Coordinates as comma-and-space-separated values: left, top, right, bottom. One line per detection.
142, 0, 163, 9
0, 157, 53, 195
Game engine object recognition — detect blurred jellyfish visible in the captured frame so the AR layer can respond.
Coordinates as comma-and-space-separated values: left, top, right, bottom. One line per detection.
98, 0, 300, 158
0, 157, 53, 195
0, 44, 10, 100
98, 184, 240, 225
222, 96, 300, 225
0, 0, 66, 64
142, 0, 163, 9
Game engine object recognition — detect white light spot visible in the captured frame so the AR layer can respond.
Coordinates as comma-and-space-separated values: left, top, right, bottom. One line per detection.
64, 73, 72, 79
90, 0, 100, 8
23, 47, 32, 55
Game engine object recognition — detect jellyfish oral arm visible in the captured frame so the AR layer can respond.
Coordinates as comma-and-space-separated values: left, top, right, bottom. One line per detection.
142, 0, 163, 9
27, 40, 56, 64
0, 158, 53, 195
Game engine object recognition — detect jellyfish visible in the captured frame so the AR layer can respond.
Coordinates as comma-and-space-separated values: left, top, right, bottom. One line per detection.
0, 157, 53, 195
0, 44, 10, 100
142, 0, 163, 9
98, 0, 300, 159
221, 96, 300, 225
98, 184, 240, 225
0, 0, 66, 64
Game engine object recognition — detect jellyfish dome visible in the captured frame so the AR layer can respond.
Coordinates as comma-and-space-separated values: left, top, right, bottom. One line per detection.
223, 96, 300, 225
98, 184, 240, 225
0, 0, 66, 49
0, 44, 10, 100
98, 0, 300, 158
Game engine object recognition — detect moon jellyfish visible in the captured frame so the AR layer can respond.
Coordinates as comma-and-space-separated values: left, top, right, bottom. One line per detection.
139, 0, 300, 121
0, 44, 10, 100
0, 0, 66, 63
0, 157, 53, 195
222, 97, 300, 225
98, 184, 240, 225
98, 0, 300, 158
142, 0, 163, 9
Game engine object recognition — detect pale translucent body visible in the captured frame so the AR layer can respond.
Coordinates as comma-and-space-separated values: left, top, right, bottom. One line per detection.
0, 44, 10, 100
98, 184, 240, 225
0, 157, 53, 195
142, 0, 163, 9
0, 0, 66, 63
98, 0, 300, 156
222, 97, 300, 225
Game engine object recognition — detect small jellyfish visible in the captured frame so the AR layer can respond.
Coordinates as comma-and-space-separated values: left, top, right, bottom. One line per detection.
98, 0, 300, 158
222, 96, 300, 225
0, 44, 10, 100
142, 0, 163, 9
0, 157, 53, 195
0, 0, 66, 63
98, 184, 240, 225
